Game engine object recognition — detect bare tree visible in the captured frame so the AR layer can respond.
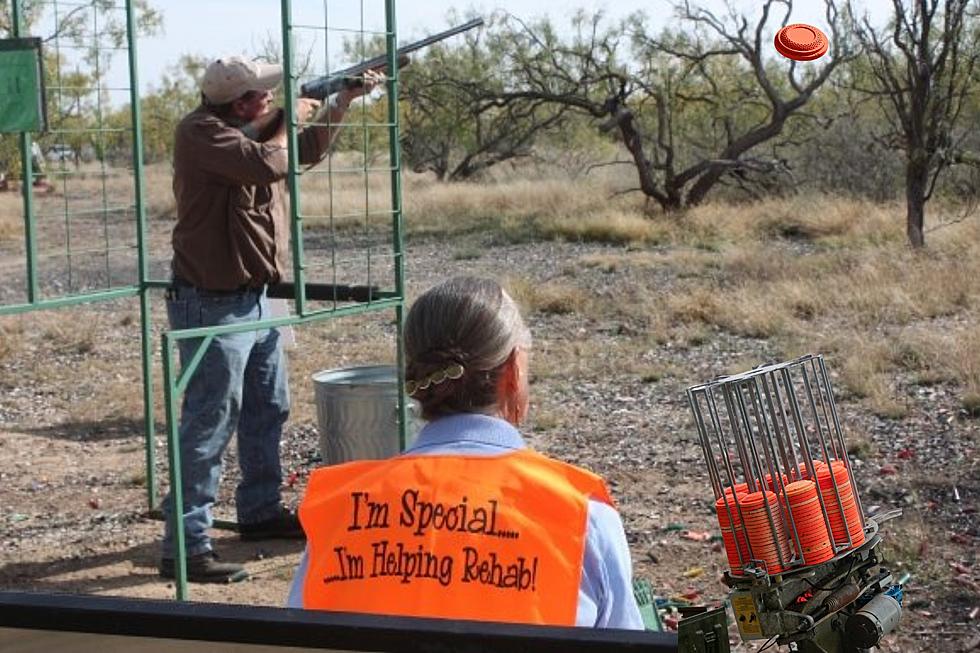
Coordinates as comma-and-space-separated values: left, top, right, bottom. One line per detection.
401, 22, 570, 181
253, 29, 315, 79
486, 1, 854, 211
849, 0, 980, 247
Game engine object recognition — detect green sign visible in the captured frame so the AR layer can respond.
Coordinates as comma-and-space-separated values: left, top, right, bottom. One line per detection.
0, 38, 47, 133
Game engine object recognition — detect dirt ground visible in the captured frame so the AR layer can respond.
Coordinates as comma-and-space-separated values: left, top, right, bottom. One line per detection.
1, 221, 979, 652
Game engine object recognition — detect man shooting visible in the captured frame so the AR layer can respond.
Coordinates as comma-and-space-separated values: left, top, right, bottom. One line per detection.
160, 55, 384, 583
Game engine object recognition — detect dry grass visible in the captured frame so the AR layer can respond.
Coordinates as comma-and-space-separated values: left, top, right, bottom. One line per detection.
834, 337, 909, 418
0, 318, 26, 361
504, 277, 590, 316
570, 193, 979, 414
681, 195, 903, 246
293, 159, 649, 245
845, 427, 878, 461
651, 197, 979, 395
495, 186, 979, 417
3, 159, 980, 418
963, 392, 980, 417
815, 322, 980, 418
144, 164, 177, 219
923, 325, 980, 412
0, 163, 176, 253
529, 333, 675, 384
535, 210, 670, 245
0, 193, 24, 245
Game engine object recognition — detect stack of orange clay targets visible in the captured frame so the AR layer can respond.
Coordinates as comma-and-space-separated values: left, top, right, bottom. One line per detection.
715, 460, 865, 575
783, 480, 835, 565
791, 462, 812, 481
716, 487, 749, 575
817, 460, 865, 549
740, 490, 792, 574
764, 472, 788, 492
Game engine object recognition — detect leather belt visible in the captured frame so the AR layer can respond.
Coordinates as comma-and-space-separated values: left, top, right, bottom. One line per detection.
171, 276, 262, 296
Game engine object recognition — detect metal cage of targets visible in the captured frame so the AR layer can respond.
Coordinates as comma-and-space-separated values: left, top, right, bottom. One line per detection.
1, 0, 407, 601
686, 355, 869, 578
160, 0, 406, 599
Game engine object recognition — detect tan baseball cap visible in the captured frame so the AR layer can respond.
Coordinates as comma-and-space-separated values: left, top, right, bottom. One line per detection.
201, 56, 282, 104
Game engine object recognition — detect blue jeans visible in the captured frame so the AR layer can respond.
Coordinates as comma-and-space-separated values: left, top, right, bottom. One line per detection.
162, 285, 290, 558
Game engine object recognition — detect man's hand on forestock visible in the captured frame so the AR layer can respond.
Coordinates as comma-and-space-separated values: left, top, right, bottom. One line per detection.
336, 67, 386, 109
301, 68, 386, 168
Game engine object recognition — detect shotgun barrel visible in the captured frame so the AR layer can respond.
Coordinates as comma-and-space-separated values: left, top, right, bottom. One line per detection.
299, 18, 484, 100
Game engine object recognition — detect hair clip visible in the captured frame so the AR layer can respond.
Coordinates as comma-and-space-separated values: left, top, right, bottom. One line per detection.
406, 363, 465, 396
445, 363, 465, 380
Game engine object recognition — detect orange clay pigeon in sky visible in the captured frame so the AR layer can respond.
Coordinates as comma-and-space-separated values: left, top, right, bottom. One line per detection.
775, 24, 829, 61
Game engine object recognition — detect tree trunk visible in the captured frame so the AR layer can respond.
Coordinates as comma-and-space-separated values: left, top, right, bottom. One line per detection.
905, 156, 928, 248
684, 166, 726, 207
611, 105, 675, 211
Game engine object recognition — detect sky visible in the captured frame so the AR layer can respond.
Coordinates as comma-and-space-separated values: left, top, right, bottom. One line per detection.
80, 0, 894, 94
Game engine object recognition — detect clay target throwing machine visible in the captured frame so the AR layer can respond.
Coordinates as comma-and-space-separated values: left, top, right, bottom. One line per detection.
686, 355, 904, 653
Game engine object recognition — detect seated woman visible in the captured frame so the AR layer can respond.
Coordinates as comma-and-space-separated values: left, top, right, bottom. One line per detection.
289, 276, 643, 629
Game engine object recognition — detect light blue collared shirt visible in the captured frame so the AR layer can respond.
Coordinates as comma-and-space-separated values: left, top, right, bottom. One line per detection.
287, 413, 644, 630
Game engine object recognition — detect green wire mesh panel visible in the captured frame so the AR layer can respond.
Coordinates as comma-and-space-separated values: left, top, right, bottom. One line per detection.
0, 0, 144, 313
286, 0, 402, 313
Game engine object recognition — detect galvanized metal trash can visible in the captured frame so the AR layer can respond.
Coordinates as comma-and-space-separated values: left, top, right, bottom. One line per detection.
312, 365, 419, 464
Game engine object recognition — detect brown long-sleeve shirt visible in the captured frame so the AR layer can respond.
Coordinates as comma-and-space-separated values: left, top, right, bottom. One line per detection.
171, 105, 329, 290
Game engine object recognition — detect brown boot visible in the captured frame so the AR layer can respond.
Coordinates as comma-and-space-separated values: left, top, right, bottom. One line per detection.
239, 507, 305, 541
159, 551, 248, 584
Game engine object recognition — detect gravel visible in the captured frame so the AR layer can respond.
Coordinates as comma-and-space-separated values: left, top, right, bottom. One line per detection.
1, 227, 977, 651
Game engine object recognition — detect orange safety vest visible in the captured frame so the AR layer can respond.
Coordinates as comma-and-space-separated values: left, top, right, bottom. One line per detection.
299, 449, 614, 626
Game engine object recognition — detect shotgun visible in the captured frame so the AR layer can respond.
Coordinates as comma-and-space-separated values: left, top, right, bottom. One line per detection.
241, 18, 484, 143
299, 17, 484, 100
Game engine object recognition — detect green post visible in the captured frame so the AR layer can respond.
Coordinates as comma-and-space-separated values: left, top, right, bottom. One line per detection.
11, 0, 39, 303
282, 0, 307, 316
385, 0, 408, 450
163, 330, 215, 601
161, 336, 188, 599
124, 0, 158, 510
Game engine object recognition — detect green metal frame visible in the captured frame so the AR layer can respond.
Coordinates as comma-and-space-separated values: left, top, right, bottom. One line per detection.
2, 0, 159, 513
2, 0, 407, 602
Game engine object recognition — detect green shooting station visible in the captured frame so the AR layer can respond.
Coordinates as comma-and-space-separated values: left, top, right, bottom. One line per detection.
0, 0, 409, 601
